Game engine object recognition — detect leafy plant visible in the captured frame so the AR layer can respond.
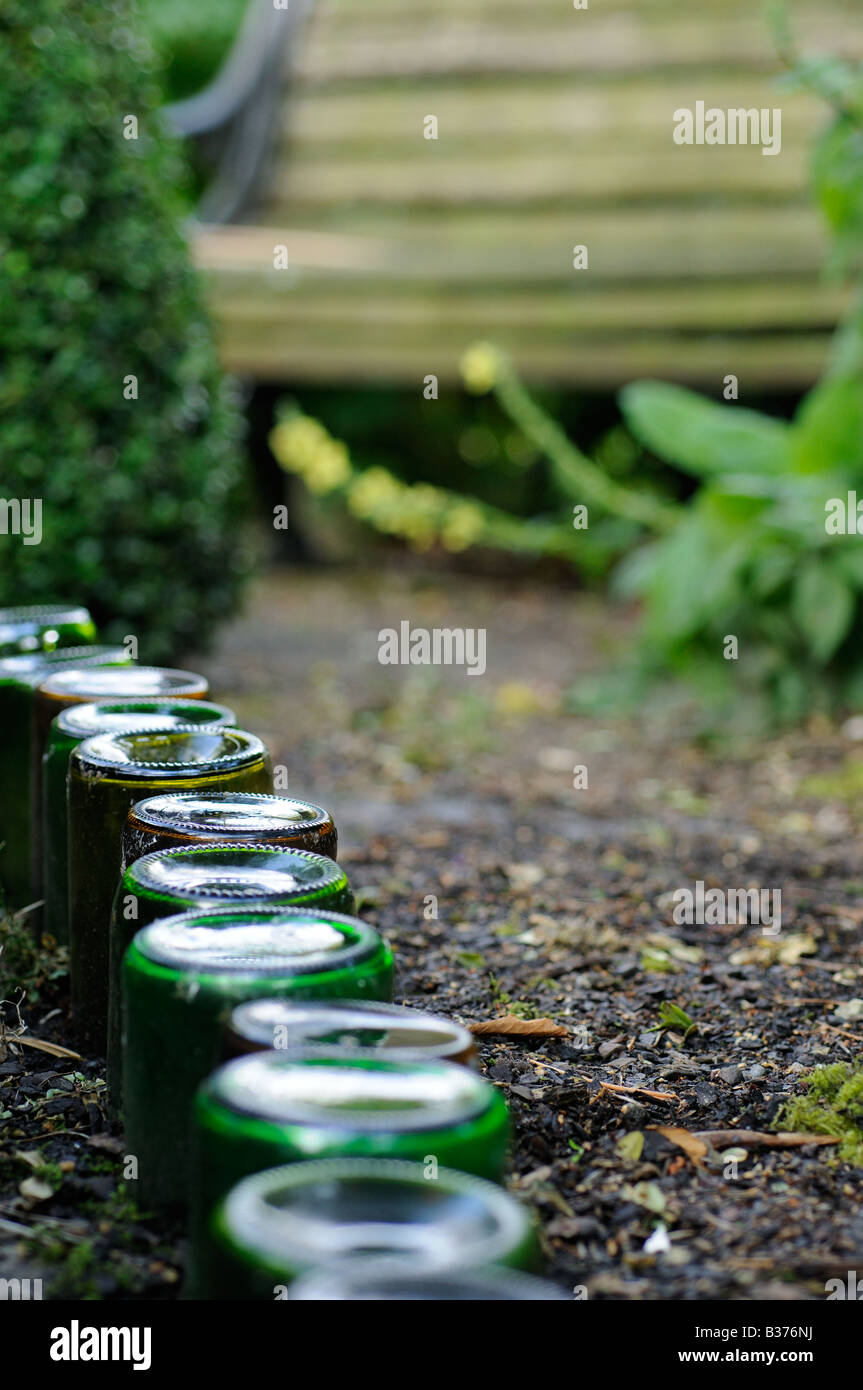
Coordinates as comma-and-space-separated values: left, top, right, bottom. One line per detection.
647, 1001, 697, 1043
772, 2, 863, 279
270, 28, 863, 724
0, 0, 248, 662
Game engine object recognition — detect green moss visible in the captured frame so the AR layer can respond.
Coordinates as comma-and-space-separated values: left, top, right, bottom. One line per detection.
776, 1061, 863, 1165
799, 759, 863, 800
45, 1240, 100, 1300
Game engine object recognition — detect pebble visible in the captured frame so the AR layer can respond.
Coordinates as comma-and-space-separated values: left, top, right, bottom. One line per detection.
716, 1064, 742, 1083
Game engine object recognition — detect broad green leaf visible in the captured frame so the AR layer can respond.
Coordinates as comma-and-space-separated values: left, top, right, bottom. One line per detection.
620, 381, 790, 477
792, 374, 863, 474
791, 558, 856, 663
642, 509, 747, 646
611, 539, 661, 600
641, 513, 713, 644
811, 116, 863, 274
750, 545, 796, 598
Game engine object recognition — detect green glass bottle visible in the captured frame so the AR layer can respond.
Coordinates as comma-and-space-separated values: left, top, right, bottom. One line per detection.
0, 604, 96, 657
109, 846, 353, 1069
43, 699, 236, 945
288, 1263, 568, 1301
30, 665, 210, 904
120, 906, 394, 1202
0, 646, 131, 906
109, 844, 353, 1052
223, 999, 477, 1068
121, 792, 337, 871
198, 1159, 536, 1300
190, 1051, 510, 1266
68, 729, 272, 1051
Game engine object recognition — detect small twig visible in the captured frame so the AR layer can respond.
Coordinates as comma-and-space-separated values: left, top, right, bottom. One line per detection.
0, 1129, 90, 1146
598, 1081, 677, 1102
816, 1020, 863, 1044
0, 1216, 35, 1239
692, 1130, 841, 1149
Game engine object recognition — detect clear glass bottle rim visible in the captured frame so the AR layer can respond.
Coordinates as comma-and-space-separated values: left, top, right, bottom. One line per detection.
73, 728, 267, 775
128, 792, 329, 834
126, 844, 344, 896
57, 699, 233, 738
0, 646, 126, 678
135, 910, 380, 975
230, 998, 471, 1058
221, 1159, 528, 1270
38, 665, 207, 699
209, 1050, 492, 1131
0, 603, 91, 623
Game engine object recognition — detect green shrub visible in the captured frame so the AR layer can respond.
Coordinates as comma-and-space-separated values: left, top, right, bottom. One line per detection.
0, 0, 248, 662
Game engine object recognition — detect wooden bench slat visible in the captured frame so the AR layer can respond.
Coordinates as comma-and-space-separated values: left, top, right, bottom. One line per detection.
298, 13, 861, 82
201, 273, 849, 334
322, 0, 855, 19
286, 78, 824, 148
196, 206, 828, 281
209, 327, 832, 388
274, 147, 810, 207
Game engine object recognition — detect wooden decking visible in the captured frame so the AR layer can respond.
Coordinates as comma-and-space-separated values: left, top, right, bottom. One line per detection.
194, 0, 860, 386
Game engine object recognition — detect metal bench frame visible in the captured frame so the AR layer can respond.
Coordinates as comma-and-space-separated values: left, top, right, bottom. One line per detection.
164, 0, 313, 225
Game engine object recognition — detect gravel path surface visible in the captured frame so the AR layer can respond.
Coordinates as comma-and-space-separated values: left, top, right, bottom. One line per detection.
2, 565, 861, 1299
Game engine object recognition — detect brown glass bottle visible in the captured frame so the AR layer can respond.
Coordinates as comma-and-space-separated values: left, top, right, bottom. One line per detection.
43, 699, 236, 944
121, 792, 336, 872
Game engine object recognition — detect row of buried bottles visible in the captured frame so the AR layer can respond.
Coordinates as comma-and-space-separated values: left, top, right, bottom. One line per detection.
0, 605, 568, 1302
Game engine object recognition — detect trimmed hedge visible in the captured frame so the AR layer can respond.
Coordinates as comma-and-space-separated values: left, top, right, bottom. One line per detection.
0, 0, 248, 662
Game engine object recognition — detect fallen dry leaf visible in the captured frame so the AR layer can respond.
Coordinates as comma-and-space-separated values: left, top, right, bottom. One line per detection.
14, 1036, 82, 1060
468, 1014, 568, 1037
11, 1150, 43, 1169
19, 1175, 55, 1204
502, 862, 544, 892
86, 1134, 125, 1155
651, 1126, 709, 1165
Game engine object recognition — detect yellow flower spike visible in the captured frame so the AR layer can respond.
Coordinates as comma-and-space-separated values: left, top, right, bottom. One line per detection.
270, 416, 328, 471
460, 342, 502, 395
441, 501, 485, 552
347, 467, 404, 520
303, 440, 352, 494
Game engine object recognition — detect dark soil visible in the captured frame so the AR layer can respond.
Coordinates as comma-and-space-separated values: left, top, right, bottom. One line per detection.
2, 565, 862, 1300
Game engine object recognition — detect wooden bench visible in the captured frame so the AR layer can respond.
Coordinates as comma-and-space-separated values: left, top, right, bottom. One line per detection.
191, 0, 860, 387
